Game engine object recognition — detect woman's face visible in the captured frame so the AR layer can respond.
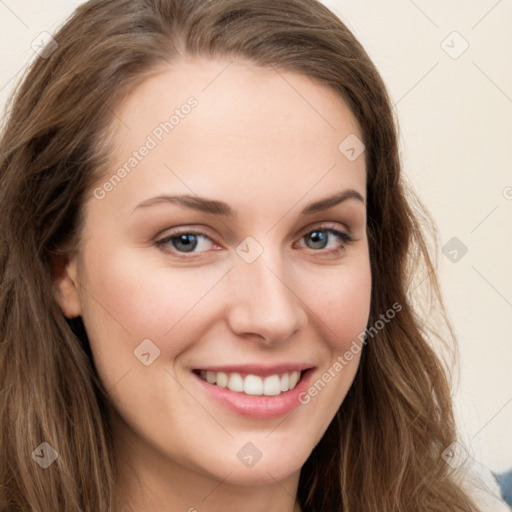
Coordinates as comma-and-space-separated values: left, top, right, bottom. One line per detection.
56, 58, 371, 493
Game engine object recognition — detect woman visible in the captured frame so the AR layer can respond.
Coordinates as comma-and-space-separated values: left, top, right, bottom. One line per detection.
0, 0, 500, 510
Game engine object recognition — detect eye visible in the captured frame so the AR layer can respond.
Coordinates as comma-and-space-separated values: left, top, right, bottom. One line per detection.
295, 223, 353, 256
156, 230, 217, 257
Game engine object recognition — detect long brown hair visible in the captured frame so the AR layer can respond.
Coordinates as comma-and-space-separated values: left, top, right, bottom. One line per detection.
0, 0, 478, 510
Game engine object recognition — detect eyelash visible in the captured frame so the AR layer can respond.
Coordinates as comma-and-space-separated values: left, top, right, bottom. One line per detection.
155, 223, 354, 260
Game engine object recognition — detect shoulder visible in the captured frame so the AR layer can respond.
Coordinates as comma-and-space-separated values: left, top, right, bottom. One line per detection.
460, 458, 511, 512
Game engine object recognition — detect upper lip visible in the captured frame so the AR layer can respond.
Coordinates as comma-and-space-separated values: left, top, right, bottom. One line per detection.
192, 363, 314, 377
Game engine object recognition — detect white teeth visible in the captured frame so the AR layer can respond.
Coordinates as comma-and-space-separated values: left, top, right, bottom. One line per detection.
244, 375, 263, 395
263, 375, 281, 396
216, 371, 228, 388
228, 373, 244, 392
280, 373, 289, 392
197, 369, 303, 396
289, 370, 300, 389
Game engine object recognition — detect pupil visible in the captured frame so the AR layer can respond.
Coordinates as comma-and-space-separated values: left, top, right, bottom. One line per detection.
309, 231, 327, 249
173, 234, 197, 252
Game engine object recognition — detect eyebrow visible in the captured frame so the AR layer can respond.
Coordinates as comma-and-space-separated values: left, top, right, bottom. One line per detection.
132, 189, 365, 217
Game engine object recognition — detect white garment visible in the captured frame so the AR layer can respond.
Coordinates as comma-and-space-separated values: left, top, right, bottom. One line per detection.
461, 458, 511, 511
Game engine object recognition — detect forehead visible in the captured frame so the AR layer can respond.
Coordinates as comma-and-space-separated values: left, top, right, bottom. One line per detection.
92, 57, 366, 215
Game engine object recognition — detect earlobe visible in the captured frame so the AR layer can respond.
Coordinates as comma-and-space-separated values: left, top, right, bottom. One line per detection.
51, 253, 82, 318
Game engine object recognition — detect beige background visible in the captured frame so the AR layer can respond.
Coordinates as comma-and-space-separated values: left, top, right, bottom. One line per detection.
1, 0, 511, 475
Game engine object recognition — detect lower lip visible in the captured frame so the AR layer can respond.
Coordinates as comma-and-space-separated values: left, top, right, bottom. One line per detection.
192, 369, 314, 419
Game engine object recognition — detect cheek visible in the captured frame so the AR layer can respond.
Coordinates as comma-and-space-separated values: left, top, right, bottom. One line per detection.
299, 256, 372, 353
77, 246, 224, 383
292, 257, 371, 441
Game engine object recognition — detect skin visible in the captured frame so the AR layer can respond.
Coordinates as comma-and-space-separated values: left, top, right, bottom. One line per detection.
55, 58, 371, 512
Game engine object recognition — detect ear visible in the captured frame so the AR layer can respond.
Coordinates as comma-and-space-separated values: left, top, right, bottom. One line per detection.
51, 252, 82, 318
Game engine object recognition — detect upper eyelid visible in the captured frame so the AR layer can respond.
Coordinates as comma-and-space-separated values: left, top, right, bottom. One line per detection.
297, 221, 351, 237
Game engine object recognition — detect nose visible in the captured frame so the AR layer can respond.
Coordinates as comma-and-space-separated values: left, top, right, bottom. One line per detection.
225, 247, 307, 345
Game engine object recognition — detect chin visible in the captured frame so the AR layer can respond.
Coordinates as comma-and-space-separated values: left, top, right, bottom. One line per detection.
196, 438, 313, 486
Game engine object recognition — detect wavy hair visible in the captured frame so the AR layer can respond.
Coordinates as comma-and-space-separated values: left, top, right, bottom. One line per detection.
0, 0, 478, 510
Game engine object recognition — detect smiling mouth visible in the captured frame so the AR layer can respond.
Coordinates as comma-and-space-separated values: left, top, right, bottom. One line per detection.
193, 369, 306, 397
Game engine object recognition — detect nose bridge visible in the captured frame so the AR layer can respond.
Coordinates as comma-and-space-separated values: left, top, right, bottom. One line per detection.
227, 240, 305, 342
